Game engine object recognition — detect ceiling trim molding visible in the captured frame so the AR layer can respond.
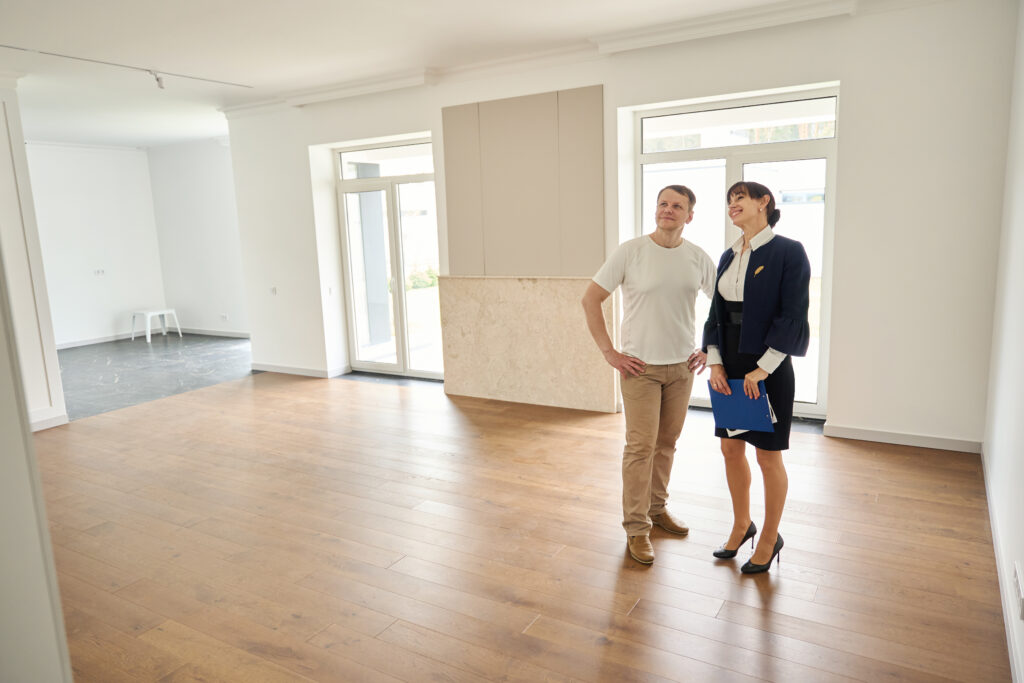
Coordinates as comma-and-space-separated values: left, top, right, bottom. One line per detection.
223, 68, 436, 117
24, 139, 145, 152
433, 43, 600, 83
590, 0, 858, 54
854, 0, 946, 15
220, 99, 291, 119
284, 68, 435, 107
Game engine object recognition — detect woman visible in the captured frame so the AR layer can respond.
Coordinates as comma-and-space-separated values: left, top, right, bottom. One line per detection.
703, 181, 810, 574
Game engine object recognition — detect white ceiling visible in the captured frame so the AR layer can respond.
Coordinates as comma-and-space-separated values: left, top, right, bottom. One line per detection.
0, 0, 799, 147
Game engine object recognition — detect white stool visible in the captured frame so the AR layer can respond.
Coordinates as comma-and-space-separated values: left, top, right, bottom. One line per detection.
130, 308, 182, 343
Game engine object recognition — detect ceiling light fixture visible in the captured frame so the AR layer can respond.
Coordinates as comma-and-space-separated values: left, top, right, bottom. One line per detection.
0, 43, 253, 89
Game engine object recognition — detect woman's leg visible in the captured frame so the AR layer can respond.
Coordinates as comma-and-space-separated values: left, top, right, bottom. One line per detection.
721, 438, 752, 548
752, 448, 788, 563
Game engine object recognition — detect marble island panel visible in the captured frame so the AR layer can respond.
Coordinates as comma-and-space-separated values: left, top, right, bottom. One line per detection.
439, 276, 617, 413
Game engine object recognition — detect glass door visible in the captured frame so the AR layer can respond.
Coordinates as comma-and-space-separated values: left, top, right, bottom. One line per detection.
396, 181, 443, 374
343, 188, 400, 369
340, 180, 443, 379
338, 141, 442, 378
637, 149, 834, 415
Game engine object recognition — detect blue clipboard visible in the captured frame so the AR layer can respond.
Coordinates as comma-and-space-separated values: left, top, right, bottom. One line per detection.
707, 380, 775, 432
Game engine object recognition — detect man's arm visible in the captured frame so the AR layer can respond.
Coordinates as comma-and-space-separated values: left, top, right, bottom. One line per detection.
581, 281, 645, 378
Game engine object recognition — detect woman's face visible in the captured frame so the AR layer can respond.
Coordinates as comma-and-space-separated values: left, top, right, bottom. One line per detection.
655, 189, 692, 231
727, 188, 769, 227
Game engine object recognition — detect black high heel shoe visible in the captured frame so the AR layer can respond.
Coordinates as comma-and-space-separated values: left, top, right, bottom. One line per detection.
712, 521, 756, 559
741, 533, 783, 574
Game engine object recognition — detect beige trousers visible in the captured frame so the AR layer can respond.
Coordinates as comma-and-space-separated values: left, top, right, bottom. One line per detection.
619, 362, 694, 537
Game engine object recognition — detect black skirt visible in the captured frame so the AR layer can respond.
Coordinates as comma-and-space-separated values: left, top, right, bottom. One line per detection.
715, 301, 794, 451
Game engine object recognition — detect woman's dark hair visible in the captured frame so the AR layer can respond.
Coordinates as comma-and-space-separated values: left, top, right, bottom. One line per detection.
658, 184, 696, 211
727, 181, 781, 227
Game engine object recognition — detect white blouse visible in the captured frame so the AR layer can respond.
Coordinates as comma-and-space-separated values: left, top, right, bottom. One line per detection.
706, 227, 787, 374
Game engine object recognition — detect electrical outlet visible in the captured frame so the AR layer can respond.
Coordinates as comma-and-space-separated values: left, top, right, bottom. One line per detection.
220, 313, 229, 321
270, 286, 277, 295
1015, 561, 1024, 621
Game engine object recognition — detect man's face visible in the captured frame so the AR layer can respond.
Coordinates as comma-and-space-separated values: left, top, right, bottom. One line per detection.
655, 189, 693, 231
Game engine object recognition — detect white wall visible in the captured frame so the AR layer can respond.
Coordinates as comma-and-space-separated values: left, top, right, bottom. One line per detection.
26, 143, 167, 347
0, 79, 65, 430
308, 143, 348, 376
229, 109, 336, 375
0, 207, 72, 682
985, 0, 1024, 678
227, 0, 1015, 449
148, 139, 250, 337
820, 0, 1011, 449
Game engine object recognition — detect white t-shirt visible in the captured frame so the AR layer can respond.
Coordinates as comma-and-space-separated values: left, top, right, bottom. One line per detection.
593, 235, 716, 365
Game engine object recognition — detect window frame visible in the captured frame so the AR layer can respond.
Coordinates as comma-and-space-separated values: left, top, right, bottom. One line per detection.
633, 87, 838, 418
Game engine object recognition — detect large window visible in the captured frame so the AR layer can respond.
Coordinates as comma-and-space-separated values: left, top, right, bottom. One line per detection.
642, 97, 836, 153
337, 140, 443, 378
635, 90, 837, 416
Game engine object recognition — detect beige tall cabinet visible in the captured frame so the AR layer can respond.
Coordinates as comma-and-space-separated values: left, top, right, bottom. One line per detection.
439, 85, 618, 413
442, 85, 605, 277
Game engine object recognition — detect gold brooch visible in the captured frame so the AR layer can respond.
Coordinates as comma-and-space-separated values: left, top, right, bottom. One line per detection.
754, 266, 764, 276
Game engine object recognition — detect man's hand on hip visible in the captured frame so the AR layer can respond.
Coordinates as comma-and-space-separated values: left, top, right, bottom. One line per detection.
603, 349, 646, 378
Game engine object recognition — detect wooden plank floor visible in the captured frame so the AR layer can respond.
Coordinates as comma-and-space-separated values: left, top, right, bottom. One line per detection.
33, 372, 1011, 682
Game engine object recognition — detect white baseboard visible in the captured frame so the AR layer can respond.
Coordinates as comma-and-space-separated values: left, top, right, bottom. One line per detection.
30, 407, 68, 432
980, 446, 1024, 683
180, 328, 250, 339
56, 329, 250, 349
822, 422, 981, 453
327, 365, 351, 378
251, 363, 350, 378
56, 333, 132, 349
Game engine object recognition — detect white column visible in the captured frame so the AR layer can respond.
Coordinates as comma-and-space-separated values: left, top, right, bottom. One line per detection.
0, 74, 67, 430
0, 189, 73, 680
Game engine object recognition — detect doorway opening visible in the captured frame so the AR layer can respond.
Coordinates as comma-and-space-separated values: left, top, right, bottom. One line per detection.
336, 141, 443, 379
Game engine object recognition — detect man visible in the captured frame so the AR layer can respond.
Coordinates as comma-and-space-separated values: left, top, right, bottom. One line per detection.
581, 185, 716, 564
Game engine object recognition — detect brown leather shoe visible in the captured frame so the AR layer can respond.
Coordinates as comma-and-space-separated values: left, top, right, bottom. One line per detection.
627, 535, 654, 564
651, 511, 689, 536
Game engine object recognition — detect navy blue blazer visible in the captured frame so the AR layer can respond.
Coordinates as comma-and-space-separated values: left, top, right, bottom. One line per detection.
701, 234, 811, 357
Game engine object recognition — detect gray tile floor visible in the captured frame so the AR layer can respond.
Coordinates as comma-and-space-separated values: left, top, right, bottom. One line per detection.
58, 334, 255, 420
